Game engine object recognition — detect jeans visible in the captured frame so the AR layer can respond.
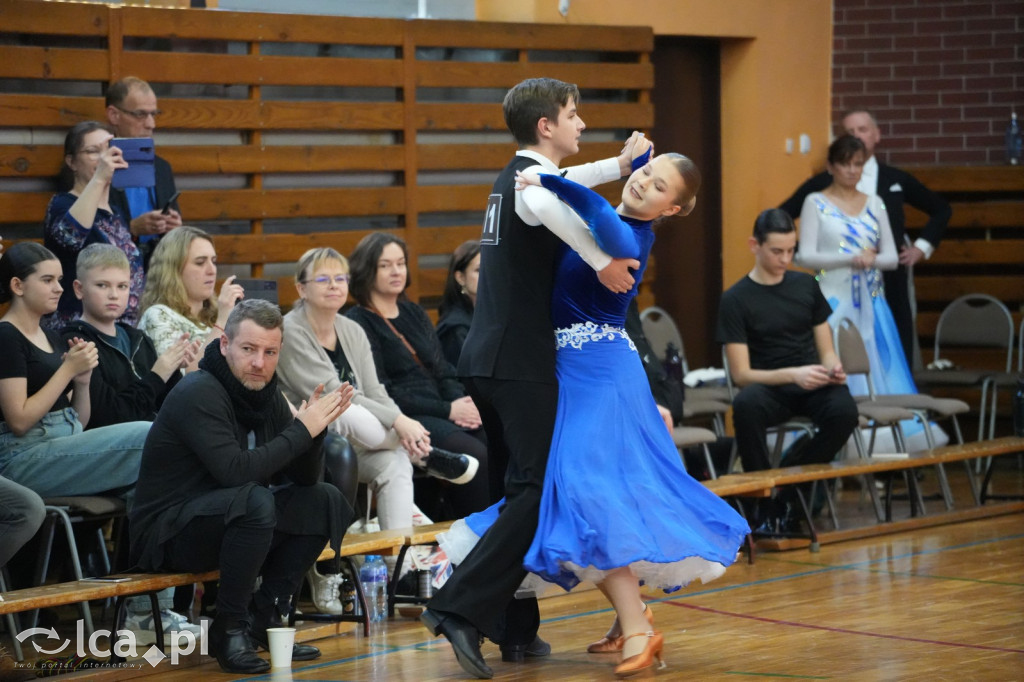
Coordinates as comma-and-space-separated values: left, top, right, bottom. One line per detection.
0, 476, 45, 567
0, 408, 149, 499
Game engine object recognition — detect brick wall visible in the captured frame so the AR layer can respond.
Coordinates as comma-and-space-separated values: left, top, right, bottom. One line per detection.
832, 0, 1023, 166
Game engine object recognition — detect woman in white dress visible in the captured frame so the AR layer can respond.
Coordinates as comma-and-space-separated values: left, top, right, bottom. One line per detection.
796, 134, 915, 397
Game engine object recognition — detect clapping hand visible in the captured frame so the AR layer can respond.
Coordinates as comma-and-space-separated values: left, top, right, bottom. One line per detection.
295, 383, 354, 437
64, 337, 99, 385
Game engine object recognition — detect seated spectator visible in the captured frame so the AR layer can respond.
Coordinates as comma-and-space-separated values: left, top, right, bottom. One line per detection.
138, 226, 244, 371
346, 233, 495, 510
60, 242, 203, 643
0, 242, 149, 500
715, 209, 858, 534
278, 247, 478, 523
62, 244, 200, 428
436, 239, 480, 367
0, 475, 45, 570
44, 121, 144, 329
129, 299, 354, 674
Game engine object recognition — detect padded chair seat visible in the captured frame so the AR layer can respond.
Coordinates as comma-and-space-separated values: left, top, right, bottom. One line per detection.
672, 426, 718, 449
855, 394, 970, 416
43, 496, 126, 517
686, 385, 733, 403
682, 399, 731, 418
855, 402, 917, 423
914, 369, 991, 387
987, 371, 1021, 388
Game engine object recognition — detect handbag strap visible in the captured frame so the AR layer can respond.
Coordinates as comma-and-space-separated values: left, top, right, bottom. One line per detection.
367, 304, 422, 366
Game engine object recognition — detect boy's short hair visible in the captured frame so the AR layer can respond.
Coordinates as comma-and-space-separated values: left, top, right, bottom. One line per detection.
76, 243, 130, 278
503, 78, 580, 147
752, 208, 796, 244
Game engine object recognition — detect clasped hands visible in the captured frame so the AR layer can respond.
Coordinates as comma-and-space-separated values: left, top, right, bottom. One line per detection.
793, 364, 847, 390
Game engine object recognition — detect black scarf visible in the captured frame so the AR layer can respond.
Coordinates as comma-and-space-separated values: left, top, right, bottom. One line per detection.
198, 340, 280, 430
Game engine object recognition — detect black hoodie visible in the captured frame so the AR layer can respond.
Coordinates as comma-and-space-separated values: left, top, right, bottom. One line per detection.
61, 320, 180, 428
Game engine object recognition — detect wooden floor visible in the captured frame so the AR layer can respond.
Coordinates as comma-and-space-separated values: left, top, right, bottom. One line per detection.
9, 466, 1024, 681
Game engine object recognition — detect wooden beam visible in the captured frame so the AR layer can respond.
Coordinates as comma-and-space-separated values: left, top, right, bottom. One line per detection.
119, 6, 405, 44
906, 201, 1024, 229
907, 165, 1024, 193
415, 61, 653, 89
0, 0, 109, 36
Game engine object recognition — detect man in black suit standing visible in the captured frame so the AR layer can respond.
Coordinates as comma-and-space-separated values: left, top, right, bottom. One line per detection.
420, 78, 641, 679
106, 77, 183, 267
779, 108, 951, 367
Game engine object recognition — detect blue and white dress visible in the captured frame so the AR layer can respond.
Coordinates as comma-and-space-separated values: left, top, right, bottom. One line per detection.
796, 192, 915, 397
441, 168, 749, 594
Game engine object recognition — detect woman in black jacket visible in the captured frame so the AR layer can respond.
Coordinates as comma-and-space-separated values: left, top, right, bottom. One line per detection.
346, 233, 495, 512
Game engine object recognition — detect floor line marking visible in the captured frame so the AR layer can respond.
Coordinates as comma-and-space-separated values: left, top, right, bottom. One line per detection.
665, 601, 1024, 654
235, 523, 1024, 679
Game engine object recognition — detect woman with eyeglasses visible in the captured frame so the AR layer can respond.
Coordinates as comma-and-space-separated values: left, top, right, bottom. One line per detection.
277, 247, 476, 599
43, 121, 144, 330
346, 233, 494, 516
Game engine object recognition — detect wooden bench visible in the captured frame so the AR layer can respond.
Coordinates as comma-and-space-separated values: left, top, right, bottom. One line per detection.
749, 436, 1024, 551
0, 529, 408, 661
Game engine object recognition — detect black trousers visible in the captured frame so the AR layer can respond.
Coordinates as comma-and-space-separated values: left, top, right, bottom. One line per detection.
732, 382, 859, 473
160, 483, 341, 623
884, 266, 915, 369
427, 376, 557, 644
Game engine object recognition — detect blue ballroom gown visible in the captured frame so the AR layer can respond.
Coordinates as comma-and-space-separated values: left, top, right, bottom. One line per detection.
440, 170, 749, 594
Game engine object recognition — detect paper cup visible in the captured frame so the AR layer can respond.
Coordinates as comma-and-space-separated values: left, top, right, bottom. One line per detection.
266, 627, 296, 668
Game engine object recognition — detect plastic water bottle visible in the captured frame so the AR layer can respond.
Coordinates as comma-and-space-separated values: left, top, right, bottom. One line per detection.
359, 555, 387, 623
373, 556, 389, 620
1006, 112, 1022, 165
1013, 376, 1024, 437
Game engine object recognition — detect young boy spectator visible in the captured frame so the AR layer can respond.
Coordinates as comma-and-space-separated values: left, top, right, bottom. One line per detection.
61, 244, 200, 429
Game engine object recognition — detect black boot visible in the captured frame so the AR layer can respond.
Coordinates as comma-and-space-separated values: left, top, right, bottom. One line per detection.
250, 599, 322, 662
208, 617, 269, 674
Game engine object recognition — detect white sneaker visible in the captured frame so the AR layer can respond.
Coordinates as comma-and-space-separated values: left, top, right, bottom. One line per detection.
307, 565, 344, 614
124, 609, 203, 646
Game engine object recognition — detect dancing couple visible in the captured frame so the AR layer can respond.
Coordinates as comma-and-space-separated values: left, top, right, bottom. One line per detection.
420, 77, 749, 679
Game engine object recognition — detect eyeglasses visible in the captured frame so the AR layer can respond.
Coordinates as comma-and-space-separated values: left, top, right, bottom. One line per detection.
302, 275, 350, 286
115, 106, 162, 120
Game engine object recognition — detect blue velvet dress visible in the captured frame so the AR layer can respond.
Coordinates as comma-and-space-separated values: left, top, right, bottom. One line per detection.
441, 169, 749, 593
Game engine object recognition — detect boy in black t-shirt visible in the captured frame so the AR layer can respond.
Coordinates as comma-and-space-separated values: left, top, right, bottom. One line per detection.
716, 209, 858, 530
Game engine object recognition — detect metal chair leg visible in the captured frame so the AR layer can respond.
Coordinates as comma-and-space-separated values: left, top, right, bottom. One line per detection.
1, 568, 24, 662
702, 444, 718, 480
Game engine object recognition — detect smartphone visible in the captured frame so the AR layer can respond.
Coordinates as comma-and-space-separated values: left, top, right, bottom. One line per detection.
233, 278, 278, 304
110, 137, 156, 189
161, 191, 181, 215
80, 576, 133, 583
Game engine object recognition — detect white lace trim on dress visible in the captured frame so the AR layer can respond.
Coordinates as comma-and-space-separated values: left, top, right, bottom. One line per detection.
554, 321, 636, 351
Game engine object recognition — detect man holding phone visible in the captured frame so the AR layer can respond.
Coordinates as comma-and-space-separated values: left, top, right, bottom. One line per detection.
106, 77, 182, 266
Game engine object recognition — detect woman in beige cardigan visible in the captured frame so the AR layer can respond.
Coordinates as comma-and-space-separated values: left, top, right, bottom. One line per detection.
277, 248, 479, 537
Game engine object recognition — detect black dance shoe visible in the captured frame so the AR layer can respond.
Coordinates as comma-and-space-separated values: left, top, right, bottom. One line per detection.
208, 618, 269, 674
500, 634, 552, 662
418, 448, 479, 485
421, 608, 492, 679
